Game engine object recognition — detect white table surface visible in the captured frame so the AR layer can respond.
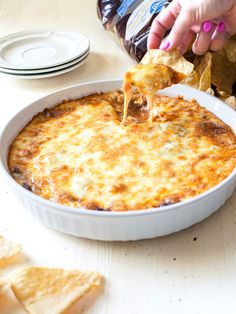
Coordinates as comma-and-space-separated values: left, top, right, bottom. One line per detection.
0, 1, 236, 313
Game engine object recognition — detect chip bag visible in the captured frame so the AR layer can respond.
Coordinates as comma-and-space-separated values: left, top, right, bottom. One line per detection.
97, 0, 172, 62
98, 1, 236, 104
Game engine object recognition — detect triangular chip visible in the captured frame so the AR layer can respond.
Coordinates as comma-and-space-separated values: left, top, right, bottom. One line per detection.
0, 235, 21, 267
223, 96, 236, 109
205, 87, 215, 96
141, 49, 194, 80
10, 267, 102, 314
224, 38, 236, 63
181, 52, 212, 91
0, 277, 10, 294
0, 277, 27, 314
219, 94, 236, 110
211, 49, 236, 95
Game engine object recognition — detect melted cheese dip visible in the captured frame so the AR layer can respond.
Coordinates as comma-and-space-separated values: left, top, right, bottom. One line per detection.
8, 91, 236, 211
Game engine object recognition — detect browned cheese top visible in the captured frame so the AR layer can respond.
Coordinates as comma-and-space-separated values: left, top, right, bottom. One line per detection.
8, 91, 236, 211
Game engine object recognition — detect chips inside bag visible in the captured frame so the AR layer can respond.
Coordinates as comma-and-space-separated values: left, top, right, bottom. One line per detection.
181, 52, 212, 91
140, 48, 236, 104
211, 49, 236, 95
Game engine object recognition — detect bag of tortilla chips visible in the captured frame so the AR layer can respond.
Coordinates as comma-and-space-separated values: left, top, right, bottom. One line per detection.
97, 0, 171, 62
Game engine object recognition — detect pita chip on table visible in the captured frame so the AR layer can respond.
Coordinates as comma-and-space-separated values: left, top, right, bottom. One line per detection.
0, 235, 22, 268
9, 266, 103, 314
0, 277, 27, 314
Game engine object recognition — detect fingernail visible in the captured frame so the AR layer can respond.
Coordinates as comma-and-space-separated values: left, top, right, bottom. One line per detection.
217, 21, 225, 32
160, 41, 170, 50
203, 21, 213, 33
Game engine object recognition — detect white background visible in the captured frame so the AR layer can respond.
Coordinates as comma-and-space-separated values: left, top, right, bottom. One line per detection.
0, 1, 236, 313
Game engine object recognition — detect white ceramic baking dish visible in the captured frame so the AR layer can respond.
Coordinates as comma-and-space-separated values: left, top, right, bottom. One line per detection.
1, 80, 236, 241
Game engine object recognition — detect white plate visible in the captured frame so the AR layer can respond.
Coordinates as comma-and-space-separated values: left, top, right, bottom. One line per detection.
0, 29, 90, 70
0, 81, 236, 241
0, 50, 89, 74
0, 54, 88, 79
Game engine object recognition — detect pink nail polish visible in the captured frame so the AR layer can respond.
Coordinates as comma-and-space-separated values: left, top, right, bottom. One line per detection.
203, 21, 213, 33
217, 21, 225, 32
160, 41, 170, 50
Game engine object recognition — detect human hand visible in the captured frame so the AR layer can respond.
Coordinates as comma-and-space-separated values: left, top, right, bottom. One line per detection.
147, 0, 236, 55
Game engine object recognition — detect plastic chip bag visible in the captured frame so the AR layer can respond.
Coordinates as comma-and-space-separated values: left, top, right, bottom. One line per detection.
97, 0, 171, 62
97, 0, 236, 105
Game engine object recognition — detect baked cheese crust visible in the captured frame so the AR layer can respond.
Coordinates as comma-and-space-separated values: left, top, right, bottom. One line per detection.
8, 91, 236, 211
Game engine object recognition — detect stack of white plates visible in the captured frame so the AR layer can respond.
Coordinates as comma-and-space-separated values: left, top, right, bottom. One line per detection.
0, 29, 90, 79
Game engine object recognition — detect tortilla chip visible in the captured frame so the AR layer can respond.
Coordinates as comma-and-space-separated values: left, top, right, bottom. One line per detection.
183, 49, 196, 64
141, 49, 194, 80
0, 277, 10, 294
10, 267, 102, 314
205, 87, 215, 96
215, 88, 236, 109
181, 53, 212, 91
220, 96, 236, 110
0, 235, 21, 268
211, 49, 236, 95
0, 278, 27, 314
224, 38, 236, 63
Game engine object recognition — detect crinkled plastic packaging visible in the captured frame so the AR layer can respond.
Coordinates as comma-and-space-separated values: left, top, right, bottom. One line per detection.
97, 0, 171, 62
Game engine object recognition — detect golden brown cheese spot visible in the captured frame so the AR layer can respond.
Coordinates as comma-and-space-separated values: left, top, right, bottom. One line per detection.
8, 91, 236, 211
110, 183, 127, 194
195, 121, 235, 146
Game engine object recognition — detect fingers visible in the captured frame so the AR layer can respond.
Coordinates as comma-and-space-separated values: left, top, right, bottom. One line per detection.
147, 1, 180, 49
160, 8, 195, 51
193, 20, 227, 54
147, 18, 167, 49
148, 0, 228, 55
193, 21, 216, 55
178, 30, 195, 54
210, 21, 226, 51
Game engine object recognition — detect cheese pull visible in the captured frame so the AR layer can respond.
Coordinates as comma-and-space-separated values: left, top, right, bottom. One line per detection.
122, 63, 180, 125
